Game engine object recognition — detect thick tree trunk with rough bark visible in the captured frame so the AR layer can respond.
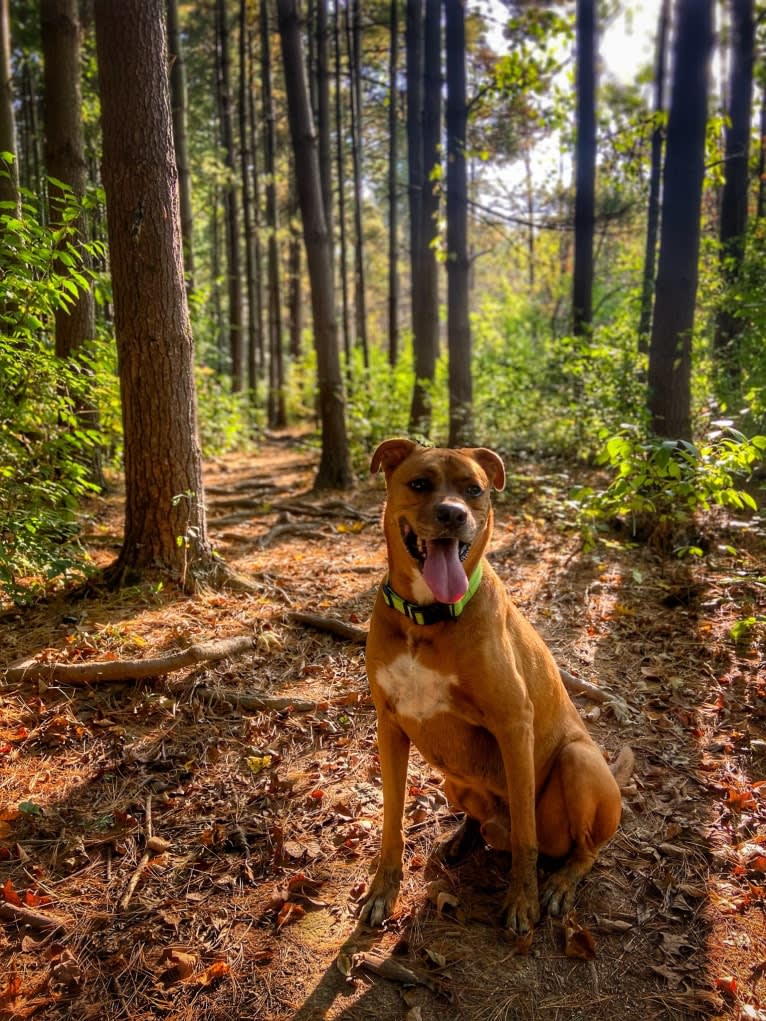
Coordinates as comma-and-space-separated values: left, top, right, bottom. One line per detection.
445, 0, 472, 446
93, 0, 217, 587
648, 0, 713, 440
278, 0, 352, 490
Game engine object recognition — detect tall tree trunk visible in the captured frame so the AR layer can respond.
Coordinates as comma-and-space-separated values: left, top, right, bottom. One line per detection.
277, 0, 352, 490
0, 0, 19, 211
638, 0, 669, 349
387, 0, 400, 366
261, 0, 286, 427
648, 0, 713, 440
316, 0, 332, 240
215, 0, 244, 391
238, 0, 258, 398
572, 0, 596, 336
758, 82, 766, 219
335, 0, 351, 366
287, 182, 303, 360
345, 0, 368, 368
445, 0, 471, 446
167, 0, 194, 290
246, 18, 265, 390
408, 0, 440, 436
41, 0, 104, 489
714, 0, 754, 375
93, 0, 219, 588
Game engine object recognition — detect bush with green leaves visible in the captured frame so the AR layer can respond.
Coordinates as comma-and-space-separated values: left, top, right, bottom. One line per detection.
569, 421, 766, 553
0, 180, 111, 601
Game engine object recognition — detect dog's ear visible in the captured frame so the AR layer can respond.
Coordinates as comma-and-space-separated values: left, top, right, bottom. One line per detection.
464, 448, 506, 491
370, 438, 418, 477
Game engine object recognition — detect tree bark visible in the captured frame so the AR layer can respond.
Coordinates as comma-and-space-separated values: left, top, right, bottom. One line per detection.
261, 0, 286, 427
335, 0, 351, 366
445, 0, 472, 446
345, 0, 368, 368
41, 0, 104, 490
714, 0, 754, 374
215, 0, 244, 391
408, 0, 440, 436
0, 0, 19, 212
648, 0, 713, 440
277, 0, 352, 490
387, 0, 400, 366
93, 0, 217, 586
638, 0, 669, 349
246, 14, 266, 389
572, 0, 596, 336
238, 1, 259, 398
167, 0, 194, 290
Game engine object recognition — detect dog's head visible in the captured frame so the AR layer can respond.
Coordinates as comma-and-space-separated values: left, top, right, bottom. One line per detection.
371, 438, 505, 605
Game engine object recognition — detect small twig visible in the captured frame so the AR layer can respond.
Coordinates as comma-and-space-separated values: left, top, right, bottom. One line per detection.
118, 795, 154, 912
287, 611, 368, 644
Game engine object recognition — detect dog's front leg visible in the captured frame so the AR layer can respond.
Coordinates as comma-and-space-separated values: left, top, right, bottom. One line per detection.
360, 710, 411, 926
497, 712, 540, 934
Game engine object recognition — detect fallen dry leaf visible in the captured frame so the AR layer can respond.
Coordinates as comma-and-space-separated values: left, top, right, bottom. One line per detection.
563, 913, 596, 960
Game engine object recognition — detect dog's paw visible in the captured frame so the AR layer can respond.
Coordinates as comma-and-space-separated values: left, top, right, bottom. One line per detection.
539, 870, 576, 918
358, 867, 402, 927
501, 868, 540, 935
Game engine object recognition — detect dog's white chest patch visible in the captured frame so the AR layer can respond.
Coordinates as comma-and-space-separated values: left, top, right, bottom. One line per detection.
375, 652, 457, 723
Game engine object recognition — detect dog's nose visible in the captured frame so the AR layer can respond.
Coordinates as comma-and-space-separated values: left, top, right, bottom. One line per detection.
435, 501, 468, 527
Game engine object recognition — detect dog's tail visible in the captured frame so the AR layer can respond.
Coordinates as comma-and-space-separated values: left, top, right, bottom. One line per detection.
610, 746, 635, 790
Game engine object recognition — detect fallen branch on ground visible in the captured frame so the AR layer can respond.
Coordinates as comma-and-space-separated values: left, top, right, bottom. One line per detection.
3, 636, 256, 687
0, 901, 66, 934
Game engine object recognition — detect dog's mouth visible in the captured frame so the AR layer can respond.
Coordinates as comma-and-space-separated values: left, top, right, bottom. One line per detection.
400, 521, 470, 604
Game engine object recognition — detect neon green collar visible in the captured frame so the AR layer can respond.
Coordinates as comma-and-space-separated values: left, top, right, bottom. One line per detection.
380, 561, 483, 625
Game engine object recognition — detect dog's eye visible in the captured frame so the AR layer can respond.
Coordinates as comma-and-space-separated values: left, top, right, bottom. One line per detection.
466, 484, 483, 499
408, 477, 431, 492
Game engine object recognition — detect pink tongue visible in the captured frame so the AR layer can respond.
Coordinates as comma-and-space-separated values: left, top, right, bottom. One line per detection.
422, 540, 468, 604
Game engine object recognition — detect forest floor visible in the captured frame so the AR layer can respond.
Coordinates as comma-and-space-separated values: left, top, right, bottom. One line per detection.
1, 433, 765, 1021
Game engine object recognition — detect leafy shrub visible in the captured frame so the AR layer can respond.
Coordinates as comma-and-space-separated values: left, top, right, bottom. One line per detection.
569, 421, 766, 553
0, 184, 109, 601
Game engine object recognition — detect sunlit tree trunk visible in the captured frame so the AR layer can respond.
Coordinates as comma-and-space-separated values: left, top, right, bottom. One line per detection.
648, 0, 713, 440
334, 0, 351, 365
387, 0, 400, 366
408, 0, 440, 436
638, 0, 669, 349
167, 0, 194, 290
345, 0, 368, 367
714, 0, 754, 377
215, 0, 243, 391
572, 0, 596, 336
261, 0, 286, 427
0, 0, 19, 212
94, 0, 219, 587
246, 16, 265, 389
445, 0, 472, 446
278, 0, 352, 489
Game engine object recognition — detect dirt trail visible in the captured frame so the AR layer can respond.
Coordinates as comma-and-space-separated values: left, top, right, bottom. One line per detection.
0, 437, 764, 1021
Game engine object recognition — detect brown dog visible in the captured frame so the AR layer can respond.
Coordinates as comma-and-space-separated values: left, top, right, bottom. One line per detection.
360, 438, 630, 934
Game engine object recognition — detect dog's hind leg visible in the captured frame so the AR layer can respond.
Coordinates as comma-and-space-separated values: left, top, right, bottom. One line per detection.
536, 739, 623, 916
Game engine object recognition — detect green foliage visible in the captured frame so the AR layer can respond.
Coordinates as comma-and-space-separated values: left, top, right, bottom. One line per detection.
195, 365, 258, 456
569, 422, 765, 553
0, 186, 111, 602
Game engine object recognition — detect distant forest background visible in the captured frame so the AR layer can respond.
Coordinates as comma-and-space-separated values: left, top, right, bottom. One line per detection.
1, 0, 765, 599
